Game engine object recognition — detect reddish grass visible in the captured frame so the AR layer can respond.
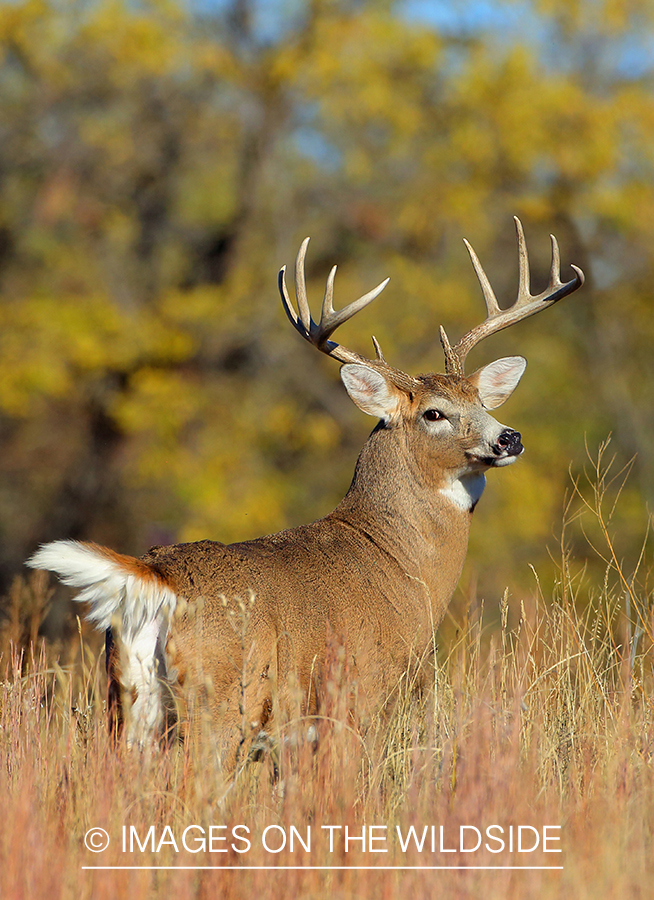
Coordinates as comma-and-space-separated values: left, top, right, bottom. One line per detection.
2, 454, 653, 898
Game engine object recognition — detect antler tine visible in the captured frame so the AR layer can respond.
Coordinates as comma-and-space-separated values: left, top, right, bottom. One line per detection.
543, 232, 585, 300
278, 239, 418, 391
515, 215, 531, 302
462, 238, 501, 318
319, 267, 391, 343
279, 266, 308, 339
294, 236, 313, 333
549, 232, 561, 291
320, 264, 338, 331
371, 335, 386, 362
442, 216, 585, 375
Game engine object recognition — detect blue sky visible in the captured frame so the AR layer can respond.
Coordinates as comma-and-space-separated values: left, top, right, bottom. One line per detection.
185, 0, 654, 78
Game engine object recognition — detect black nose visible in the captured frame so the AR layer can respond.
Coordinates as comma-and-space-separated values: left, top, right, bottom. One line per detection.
497, 428, 523, 456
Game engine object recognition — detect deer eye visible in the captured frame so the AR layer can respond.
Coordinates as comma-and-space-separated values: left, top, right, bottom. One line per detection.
423, 409, 444, 422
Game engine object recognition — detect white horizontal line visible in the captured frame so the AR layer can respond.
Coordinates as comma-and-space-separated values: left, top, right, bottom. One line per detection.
82, 865, 564, 871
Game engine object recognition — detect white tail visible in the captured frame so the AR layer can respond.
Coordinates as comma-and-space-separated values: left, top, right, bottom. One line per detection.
29, 541, 178, 747
28, 218, 584, 764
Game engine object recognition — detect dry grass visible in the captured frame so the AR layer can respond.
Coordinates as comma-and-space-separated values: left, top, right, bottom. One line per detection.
1, 449, 653, 899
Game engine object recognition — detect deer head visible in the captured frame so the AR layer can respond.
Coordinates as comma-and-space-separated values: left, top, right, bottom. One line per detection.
279, 217, 584, 510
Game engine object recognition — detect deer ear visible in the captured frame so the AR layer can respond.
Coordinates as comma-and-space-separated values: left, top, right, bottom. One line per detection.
468, 356, 527, 409
340, 364, 403, 422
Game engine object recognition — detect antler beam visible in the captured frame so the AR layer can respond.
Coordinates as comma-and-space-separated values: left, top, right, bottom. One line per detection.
440, 217, 585, 376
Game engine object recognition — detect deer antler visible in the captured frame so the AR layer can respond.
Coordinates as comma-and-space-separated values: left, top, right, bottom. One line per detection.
440, 217, 585, 376
279, 238, 419, 392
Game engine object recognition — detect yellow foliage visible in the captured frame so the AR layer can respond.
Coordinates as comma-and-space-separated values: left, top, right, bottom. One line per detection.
0, 0, 652, 599
80, 0, 187, 81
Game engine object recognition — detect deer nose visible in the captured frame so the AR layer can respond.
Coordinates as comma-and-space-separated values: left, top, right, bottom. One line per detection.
496, 428, 523, 456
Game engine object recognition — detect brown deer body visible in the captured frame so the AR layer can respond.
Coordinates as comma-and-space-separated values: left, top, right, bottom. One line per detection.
28, 219, 583, 764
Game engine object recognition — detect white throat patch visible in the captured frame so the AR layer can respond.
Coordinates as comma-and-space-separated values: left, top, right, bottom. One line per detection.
440, 472, 487, 512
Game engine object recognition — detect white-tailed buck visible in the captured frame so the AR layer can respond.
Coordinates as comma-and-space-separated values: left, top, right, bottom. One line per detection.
28, 218, 583, 764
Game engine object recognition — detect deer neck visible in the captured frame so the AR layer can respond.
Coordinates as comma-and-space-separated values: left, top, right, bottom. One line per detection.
331, 423, 475, 612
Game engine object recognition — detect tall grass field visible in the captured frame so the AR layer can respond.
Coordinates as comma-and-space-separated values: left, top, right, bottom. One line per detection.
1, 449, 652, 899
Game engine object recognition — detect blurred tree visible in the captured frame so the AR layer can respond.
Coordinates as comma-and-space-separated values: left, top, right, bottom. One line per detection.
0, 0, 652, 620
